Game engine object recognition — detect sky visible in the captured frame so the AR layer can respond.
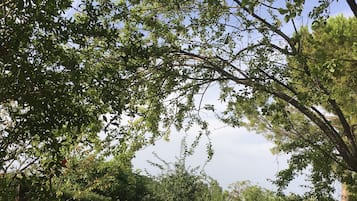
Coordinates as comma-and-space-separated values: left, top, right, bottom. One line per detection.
132, 1, 354, 199
132, 120, 308, 192
132, 103, 344, 198
131, 82, 338, 196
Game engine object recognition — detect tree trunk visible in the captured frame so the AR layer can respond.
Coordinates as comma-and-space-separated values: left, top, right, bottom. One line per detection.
15, 183, 20, 201
15, 183, 27, 201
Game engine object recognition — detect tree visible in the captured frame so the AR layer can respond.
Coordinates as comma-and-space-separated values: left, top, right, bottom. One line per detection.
0, 0, 143, 177
271, 16, 357, 200
55, 154, 157, 201
0, 153, 157, 201
2, 0, 357, 199
147, 146, 228, 201
227, 180, 282, 201
94, 0, 356, 197
227, 180, 335, 201
0, 2, 160, 200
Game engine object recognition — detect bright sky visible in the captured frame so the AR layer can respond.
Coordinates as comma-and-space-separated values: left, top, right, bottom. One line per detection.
132, 121, 301, 190
132, 82, 338, 196
132, 1, 354, 199
132, 106, 343, 198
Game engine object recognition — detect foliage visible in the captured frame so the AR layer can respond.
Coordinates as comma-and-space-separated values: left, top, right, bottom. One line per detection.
0, 142, 229, 201
0, 173, 58, 201
227, 180, 283, 201
94, 2, 356, 198
0, 154, 156, 201
1, 0, 357, 199
1, 0, 96, 174
0, 0, 150, 177
270, 16, 357, 199
54, 154, 156, 201
0, 173, 18, 201
227, 180, 324, 201
147, 146, 228, 201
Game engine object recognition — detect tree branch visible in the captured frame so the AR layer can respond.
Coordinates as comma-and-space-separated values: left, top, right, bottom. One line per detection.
346, 0, 357, 17
328, 98, 357, 154
233, 0, 297, 54
284, 112, 351, 171
257, 68, 298, 96
269, 91, 357, 170
174, 49, 357, 171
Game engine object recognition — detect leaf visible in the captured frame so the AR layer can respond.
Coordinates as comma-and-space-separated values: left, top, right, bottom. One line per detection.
103, 115, 108, 122
278, 8, 289, 15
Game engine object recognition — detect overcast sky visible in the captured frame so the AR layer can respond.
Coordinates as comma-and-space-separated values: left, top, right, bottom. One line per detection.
131, 81, 340, 196
132, 118, 342, 195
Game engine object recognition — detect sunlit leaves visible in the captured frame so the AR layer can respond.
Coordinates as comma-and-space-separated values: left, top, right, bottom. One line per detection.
1, 1, 356, 200
0, 0, 126, 175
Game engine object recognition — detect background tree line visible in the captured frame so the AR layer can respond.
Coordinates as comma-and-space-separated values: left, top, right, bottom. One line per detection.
0, 142, 326, 201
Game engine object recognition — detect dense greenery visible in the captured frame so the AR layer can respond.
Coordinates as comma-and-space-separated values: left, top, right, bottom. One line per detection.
271, 16, 357, 200
147, 143, 229, 201
227, 180, 311, 201
1, 0, 357, 200
1, 0, 113, 175
0, 154, 326, 201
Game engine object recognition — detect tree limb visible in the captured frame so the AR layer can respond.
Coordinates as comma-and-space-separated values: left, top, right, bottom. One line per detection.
346, 0, 357, 17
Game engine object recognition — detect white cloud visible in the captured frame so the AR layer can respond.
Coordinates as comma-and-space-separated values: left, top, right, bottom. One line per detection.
132, 124, 309, 194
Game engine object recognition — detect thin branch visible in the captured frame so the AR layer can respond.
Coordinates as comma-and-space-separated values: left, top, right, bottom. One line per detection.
268, 42, 295, 55
19, 158, 39, 172
291, 18, 298, 35
291, 19, 301, 54
229, 43, 266, 62
197, 82, 211, 117
257, 68, 298, 96
176, 50, 250, 84
181, 73, 229, 82
260, 2, 281, 10
233, 0, 297, 54
215, 55, 249, 78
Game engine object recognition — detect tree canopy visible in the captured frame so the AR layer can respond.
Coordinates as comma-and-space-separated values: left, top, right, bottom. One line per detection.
96, 2, 356, 195
0, 0, 142, 175
1, 0, 357, 199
